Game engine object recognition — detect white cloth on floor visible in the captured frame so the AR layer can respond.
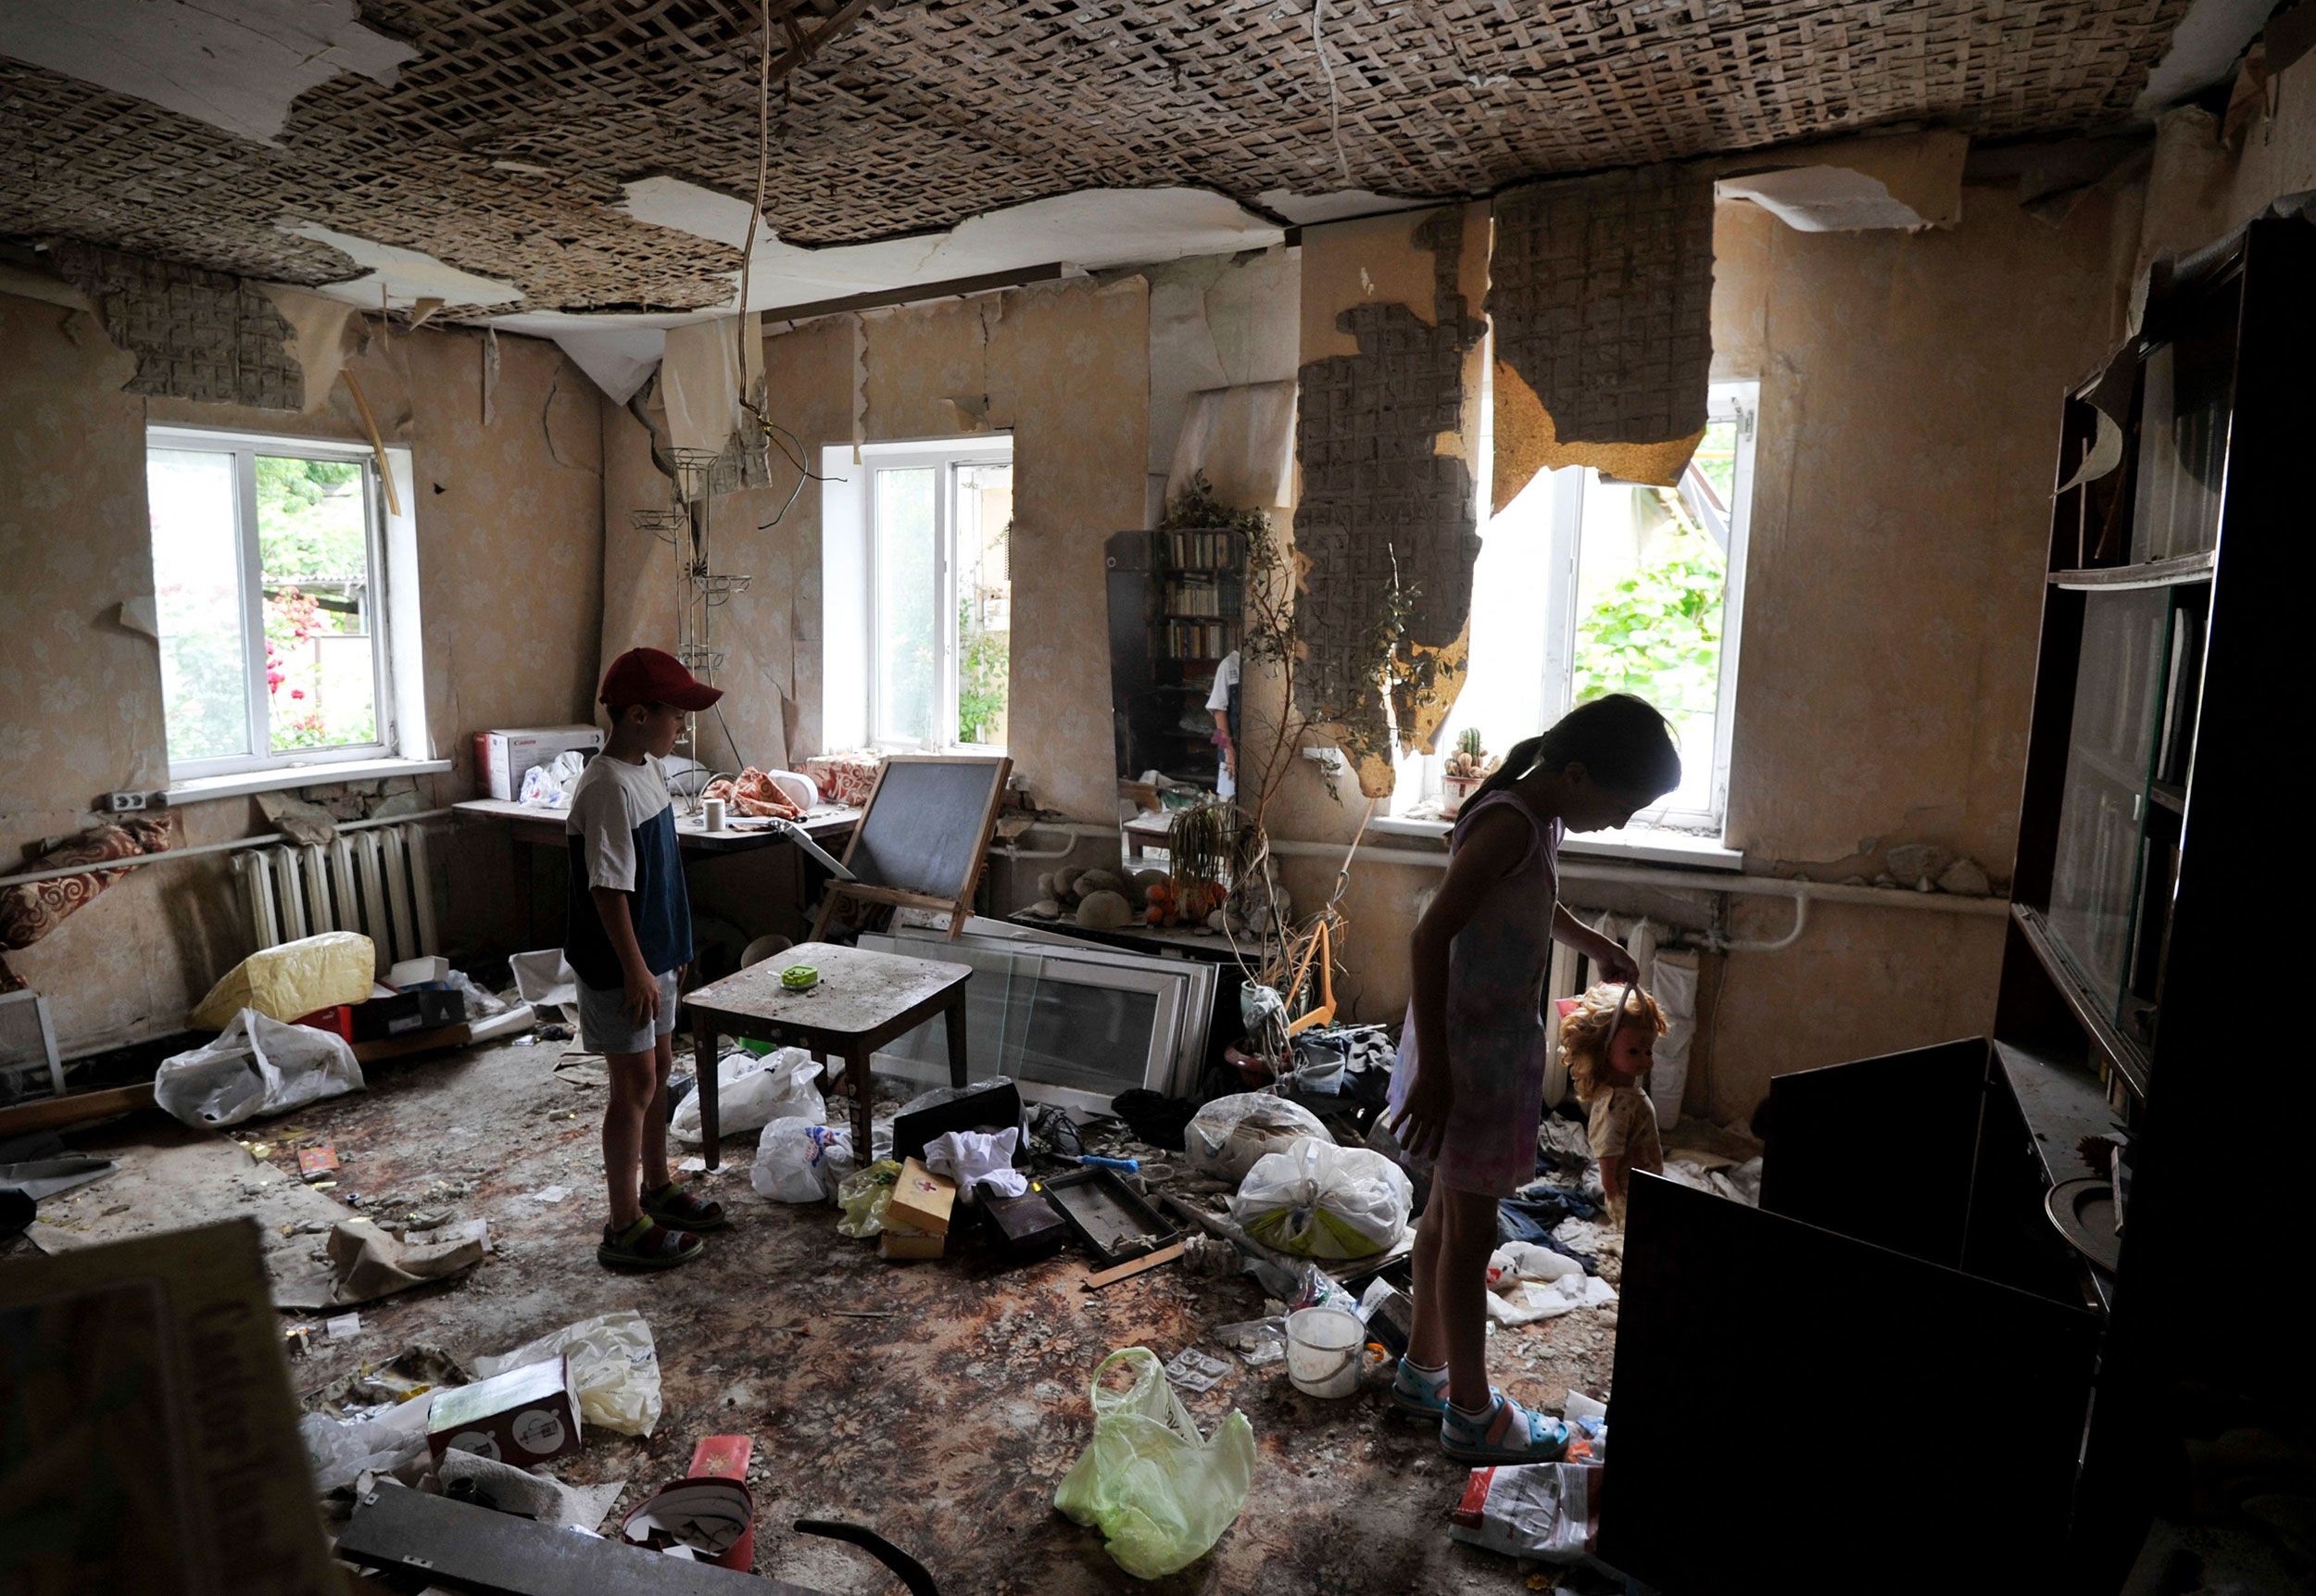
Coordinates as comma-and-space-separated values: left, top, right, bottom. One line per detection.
1485, 1271, 1617, 1326
923, 1127, 1026, 1198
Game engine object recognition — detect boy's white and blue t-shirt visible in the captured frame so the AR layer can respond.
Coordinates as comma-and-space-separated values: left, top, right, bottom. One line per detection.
562, 752, 693, 993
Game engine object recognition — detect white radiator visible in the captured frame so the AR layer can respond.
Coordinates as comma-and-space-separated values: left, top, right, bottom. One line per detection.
233, 823, 441, 977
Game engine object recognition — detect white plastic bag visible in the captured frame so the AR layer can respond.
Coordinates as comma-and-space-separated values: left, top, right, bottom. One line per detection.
1184, 1093, 1330, 1184
154, 1008, 364, 1128
1229, 1136, 1412, 1260
509, 949, 578, 1008
470, 1309, 661, 1437
1448, 1462, 1602, 1563
672, 1047, 822, 1144
1054, 1348, 1256, 1579
751, 1117, 857, 1203
298, 1392, 433, 1493
923, 1126, 1026, 1200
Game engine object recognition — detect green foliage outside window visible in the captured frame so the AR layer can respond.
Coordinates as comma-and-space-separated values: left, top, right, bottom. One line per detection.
957, 597, 1009, 746
1569, 493, 1726, 726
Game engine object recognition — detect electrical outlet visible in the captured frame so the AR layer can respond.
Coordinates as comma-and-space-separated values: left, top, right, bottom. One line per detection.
105, 790, 149, 812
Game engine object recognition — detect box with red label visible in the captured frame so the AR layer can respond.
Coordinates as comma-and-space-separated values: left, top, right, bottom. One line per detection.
887, 1157, 956, 1237
425, 1352, 582, 1464
294, 1005, 355, 1042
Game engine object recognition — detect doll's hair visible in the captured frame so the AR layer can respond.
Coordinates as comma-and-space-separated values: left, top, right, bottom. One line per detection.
1560, 981, 1667, 1104
1464, 694, 1682, 812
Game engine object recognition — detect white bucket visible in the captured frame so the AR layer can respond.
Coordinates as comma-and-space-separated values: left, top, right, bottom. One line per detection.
1284, 1306, 1365, 1399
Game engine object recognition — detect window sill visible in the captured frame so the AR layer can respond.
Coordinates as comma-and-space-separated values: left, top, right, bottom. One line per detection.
168, 757, 453, 805
1369, 813, 1743, 871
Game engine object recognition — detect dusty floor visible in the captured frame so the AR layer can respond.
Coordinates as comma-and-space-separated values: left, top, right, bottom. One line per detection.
22, 1037, 1627, 1594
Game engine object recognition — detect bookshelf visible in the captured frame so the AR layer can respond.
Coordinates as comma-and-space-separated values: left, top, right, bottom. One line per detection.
1101, 525, 1245, 785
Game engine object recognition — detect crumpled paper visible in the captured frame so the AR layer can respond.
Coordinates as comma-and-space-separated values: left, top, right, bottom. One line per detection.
274, 1220, 485, 1311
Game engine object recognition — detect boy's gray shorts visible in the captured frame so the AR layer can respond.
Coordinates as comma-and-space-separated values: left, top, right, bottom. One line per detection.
575, 969, 680, 1056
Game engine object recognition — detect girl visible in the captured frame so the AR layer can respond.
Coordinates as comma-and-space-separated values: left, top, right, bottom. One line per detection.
1382, 694, 1681, 1461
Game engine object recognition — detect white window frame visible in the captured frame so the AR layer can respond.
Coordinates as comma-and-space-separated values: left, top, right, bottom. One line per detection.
1396, 378, 1756, 838
147, 426, 418, 782
820, 435, 1015, 754
1546, 380, 1756, 832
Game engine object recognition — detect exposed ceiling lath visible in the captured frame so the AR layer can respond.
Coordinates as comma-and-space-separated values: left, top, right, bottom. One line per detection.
1, 0, 2194, 320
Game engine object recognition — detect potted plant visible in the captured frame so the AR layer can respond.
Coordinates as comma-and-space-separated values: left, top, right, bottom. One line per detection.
1441, 726, 1496, 818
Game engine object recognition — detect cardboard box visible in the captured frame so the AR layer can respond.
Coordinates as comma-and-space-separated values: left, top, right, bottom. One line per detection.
887, 1157, 956, 1237
475, 725, 603, 801
0, 1222, 344, 1596
352, 987, 464, 1041
427, 1354, 582, 1464
880, 1225, 946, 1260
387, 954, 450, 987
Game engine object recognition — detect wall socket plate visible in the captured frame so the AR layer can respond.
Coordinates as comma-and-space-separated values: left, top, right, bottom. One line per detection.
104, 790, 152, 811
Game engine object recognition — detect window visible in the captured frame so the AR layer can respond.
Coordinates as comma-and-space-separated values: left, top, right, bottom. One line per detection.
146, 428, 414, 780
822, 437, 1014, 752
1403, 378, 1756, 834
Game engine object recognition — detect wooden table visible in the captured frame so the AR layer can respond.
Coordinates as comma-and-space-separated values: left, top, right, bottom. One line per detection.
451, 798, 860, 948
452, 797, 860, 854
681, 940, 972, 1169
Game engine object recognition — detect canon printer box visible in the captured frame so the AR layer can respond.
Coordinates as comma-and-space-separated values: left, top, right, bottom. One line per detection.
475, 725, 603, 801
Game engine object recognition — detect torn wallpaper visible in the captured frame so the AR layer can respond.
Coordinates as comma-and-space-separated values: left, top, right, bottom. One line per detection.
1488, 166, 1716, 506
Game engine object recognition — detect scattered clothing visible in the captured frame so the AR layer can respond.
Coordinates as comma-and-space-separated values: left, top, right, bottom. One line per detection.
1497, 1183, 1600, 1271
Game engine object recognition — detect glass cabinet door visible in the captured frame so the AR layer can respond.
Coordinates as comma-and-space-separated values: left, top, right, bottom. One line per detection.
2131, 280, 2239, 563
2047, 589, 2171, 1011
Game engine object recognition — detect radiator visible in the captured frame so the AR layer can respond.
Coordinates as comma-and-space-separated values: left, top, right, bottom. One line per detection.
233, 823, 441, 977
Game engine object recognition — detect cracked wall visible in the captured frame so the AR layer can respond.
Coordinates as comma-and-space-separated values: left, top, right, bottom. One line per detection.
1289, 206, 1489, 796
0, 287, 606, 1052
598, 274, 1150, 825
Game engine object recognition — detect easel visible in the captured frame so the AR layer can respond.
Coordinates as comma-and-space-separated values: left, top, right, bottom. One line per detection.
809, 753, 1013, 942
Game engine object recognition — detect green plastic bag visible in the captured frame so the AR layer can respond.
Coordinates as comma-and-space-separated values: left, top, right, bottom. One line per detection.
837, 1159, 900, 1238
1054, 1348, 1255, 1579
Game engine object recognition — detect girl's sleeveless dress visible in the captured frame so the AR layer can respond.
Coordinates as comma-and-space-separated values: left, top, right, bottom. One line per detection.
1385, 788, 1564, 1198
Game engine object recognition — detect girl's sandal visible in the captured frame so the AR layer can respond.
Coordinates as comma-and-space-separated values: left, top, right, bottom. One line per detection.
1391, 1359, 1453, 1418
598, 1217, 706, 1271
640, 1181, 728, 1232
1440, 1389, 1571, 1464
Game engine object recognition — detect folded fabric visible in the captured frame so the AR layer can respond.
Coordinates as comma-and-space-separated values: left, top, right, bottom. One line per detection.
924, 1126, 1026, 1198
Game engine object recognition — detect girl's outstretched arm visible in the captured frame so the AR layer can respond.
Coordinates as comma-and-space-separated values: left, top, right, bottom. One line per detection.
1553, 903, 1637, 984
1388, 807, 1532, 1160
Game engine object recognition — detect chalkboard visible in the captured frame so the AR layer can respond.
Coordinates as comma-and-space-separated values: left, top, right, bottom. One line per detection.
843, 756, 1010, 900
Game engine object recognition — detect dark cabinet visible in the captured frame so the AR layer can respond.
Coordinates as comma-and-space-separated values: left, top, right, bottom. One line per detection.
1600, 216, 2316, 1593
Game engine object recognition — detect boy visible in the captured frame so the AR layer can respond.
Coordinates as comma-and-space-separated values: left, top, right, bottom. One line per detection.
567, 647, 730, 1268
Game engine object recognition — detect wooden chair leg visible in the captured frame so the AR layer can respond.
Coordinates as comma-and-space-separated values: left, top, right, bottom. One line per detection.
942, 997, 969, 1090
844, 1048, 873, 1160
693, 1012, 721, 1172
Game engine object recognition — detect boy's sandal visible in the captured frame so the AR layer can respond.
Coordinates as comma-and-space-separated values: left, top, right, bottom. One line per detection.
640, 1182, 728, 1232
1390, 1360, 1453, 1418
1440, 1389, 1571, 1464
598, 1217, 706, 1271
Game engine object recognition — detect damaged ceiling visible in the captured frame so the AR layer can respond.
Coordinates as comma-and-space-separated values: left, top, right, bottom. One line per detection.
1, 0, 2206, 327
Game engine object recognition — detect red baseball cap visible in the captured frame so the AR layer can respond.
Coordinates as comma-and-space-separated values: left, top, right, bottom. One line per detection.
598, 647, 724, 711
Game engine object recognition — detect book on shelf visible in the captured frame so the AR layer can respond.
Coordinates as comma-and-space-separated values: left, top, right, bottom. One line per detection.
1164, 574, 1224, 617
1160, 527, 1239, 570
1162, 619, 1234, 660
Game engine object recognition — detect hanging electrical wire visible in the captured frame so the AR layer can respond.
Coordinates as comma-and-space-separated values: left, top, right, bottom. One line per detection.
1311, 0, 1353, 185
